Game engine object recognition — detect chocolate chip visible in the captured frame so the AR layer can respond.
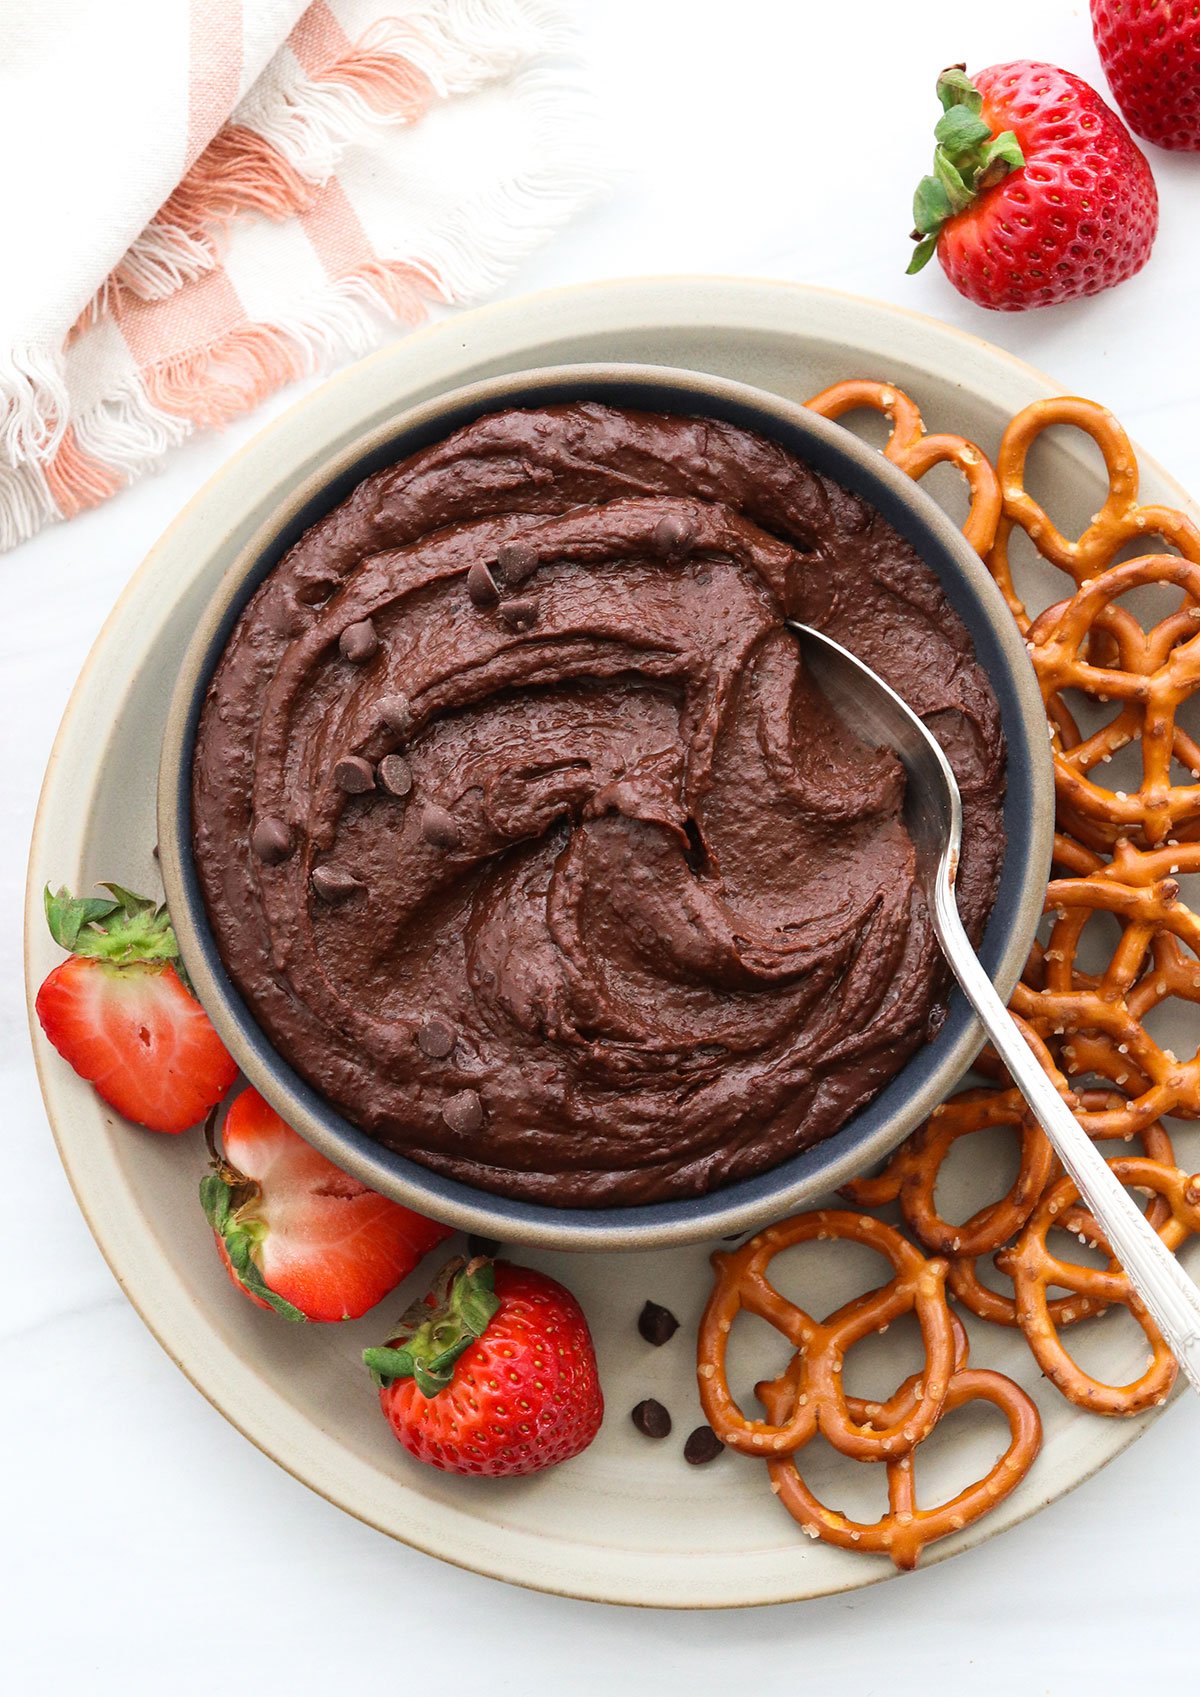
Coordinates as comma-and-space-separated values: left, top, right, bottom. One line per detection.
311, 864, 364, 903
420, 804, 460, 849
334, 756, 375, 794
251, 817, 293, 864
466, 561, 500, 608
498, 597, 538, 632
631, 1399, 672, 1440
468, 1234, 500, 1259
637, 1300, 680, 1347
653, 513, 696, 561
683, 1424, 724, 1465
442, 1088, 484, 1134
496, 539, 538, 585
378, 754, 413, 797
339, 618, 379, 663
377, 693, 413, 735
417, 1014, 456, 1059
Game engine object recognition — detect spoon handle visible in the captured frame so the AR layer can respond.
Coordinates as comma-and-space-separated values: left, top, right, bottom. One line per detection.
932, 880, 1200, 1399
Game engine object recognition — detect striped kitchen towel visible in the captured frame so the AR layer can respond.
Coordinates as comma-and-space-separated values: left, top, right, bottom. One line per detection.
0, 0, 601, 550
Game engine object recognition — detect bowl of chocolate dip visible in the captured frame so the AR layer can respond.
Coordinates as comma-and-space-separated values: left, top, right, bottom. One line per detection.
159, 364, 1053, 1250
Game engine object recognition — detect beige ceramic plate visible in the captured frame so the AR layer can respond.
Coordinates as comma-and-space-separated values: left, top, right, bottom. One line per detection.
25, 279, 1200, 1607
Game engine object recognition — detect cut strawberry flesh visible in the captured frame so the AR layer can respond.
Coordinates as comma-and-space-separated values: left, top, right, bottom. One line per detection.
36, 958, 237, 1134
220, 1091, 452, 1322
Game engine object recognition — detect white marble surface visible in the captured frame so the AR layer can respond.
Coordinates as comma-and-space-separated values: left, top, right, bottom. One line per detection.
5, 1, 1197, 1688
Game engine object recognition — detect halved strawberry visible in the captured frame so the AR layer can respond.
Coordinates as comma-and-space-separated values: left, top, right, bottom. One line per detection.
35, 884, 237, 1134
202, 1088, 453, 1322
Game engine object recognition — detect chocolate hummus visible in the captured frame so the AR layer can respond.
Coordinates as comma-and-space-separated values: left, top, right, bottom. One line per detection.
192, 403, 1005, 1206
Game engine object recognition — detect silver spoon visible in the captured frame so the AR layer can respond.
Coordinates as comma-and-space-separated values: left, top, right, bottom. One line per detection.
792, 620, 1200, 1396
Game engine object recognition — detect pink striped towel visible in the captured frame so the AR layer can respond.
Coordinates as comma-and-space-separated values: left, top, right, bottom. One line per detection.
0, 0, 600, 551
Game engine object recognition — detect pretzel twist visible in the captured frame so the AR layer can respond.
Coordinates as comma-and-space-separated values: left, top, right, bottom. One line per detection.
988, 396, 1200, 633
697, 1210, 956, 1460
1000, 1159, 1200, 1414
842, 1086, 1056, 1256
1024, 555, 1200, 847
805, 380, 1001, 558
1012, 838, 1200, 1131
758, 1364, 1041, 1571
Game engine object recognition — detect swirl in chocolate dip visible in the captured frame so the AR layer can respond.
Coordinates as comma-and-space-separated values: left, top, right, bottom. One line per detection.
192, 404, 1005, 1206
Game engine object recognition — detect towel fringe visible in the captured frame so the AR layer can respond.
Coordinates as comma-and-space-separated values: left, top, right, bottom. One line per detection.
410, 67, 607, 303
0, 456, 57, 551
0, 343, 71, 466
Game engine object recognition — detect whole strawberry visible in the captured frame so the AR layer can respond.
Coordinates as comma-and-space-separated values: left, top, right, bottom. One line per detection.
908, 62, 1158, 310
202, 1088, 453, 1322
1093, 0, 1200, 150
35, 883, 237, 1133
364, 1257, 604, 1476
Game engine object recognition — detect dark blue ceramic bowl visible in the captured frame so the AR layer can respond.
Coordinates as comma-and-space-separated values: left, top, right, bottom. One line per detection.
159, 365, 1053, 1251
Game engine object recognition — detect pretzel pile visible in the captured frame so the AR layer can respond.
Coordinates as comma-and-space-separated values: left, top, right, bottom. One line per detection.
698, 381, 1200, 1569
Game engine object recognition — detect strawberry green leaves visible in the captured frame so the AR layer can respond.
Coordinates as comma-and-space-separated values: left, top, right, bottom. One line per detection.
364, 1258, 501, 1398
200, 1109, 307, 1322
44, 882, 181, 967
908, 65, 1025, 273
200, 1166, 307, 1323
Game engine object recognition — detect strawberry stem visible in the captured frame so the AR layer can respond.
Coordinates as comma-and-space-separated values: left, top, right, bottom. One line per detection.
200, 1108, 305, 1323
364, 1257, 501, 1397
907, 65, 1025, 273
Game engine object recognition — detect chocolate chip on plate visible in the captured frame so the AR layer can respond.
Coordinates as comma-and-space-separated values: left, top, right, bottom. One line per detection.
334, 755, 375, 794
496, 539, 538, 585
251, 816, 293, 865
417, 1014, 456, 1059
466, 561, 500, 608
683, 1424, 725, 1466
378, 753, 413, 797
311, 864, 364, 903
420, 804, 460, 849
442, 1088, 484, 1134
377, 692, 413, 735
653, 513, 696, 561
631, 1399, 672, 1440
339, 618, 379, 663
498, 596, 538, 632
637, 1300, 680, 1347
467, 1234, 500, 1260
